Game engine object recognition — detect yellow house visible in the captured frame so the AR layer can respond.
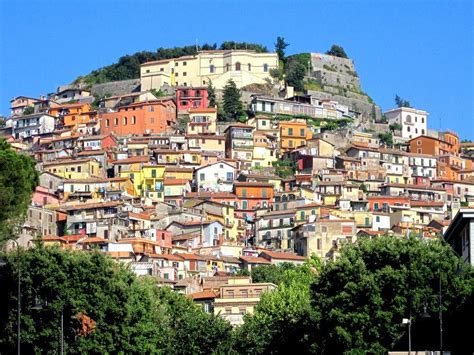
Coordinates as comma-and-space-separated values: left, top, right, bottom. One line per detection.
205, 201, 238, 242
279, 120, 312, 152
295, 203, 322, 224
164, 166, 194, 180
252, 131, 278, 167
186, 135, 226, 157
306, 137, 335, 157
120, 165, 165, 200
140, 50, 279, 90
187, 108, 217, 135
43, 158, 102, 179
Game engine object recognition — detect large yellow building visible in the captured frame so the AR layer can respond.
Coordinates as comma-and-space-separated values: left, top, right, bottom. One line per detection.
119, 165, 166, 200
140, 50, 279, 90
42, 158, 101, 179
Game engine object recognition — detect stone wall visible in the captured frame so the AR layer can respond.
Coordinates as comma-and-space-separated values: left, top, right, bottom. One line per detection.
91, 79, 141, 97
310, 53, 360, 90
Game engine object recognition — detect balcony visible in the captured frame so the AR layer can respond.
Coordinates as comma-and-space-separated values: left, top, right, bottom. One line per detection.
231, 132, 253, 139
233, 142, 253, 150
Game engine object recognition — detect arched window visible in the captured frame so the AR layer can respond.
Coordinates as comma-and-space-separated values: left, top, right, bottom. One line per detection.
226, 64, 230, 72
406, 115, 412, 123
248, 63, 251, 71
210, 64, 215, 73
263, 63, 268, 72
235, 62, 241, 71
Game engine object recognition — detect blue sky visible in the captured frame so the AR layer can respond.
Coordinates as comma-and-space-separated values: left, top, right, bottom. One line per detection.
1, 0, 473, 139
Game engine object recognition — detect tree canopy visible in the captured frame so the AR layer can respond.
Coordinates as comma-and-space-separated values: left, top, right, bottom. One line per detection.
326, 45, 348, 59
222, 79, 244, 121
0, 246, 233, 354
0, 139, 38, 244
207, 80, 217, 108
395, 94, 412, 108
275, 36, 289, 63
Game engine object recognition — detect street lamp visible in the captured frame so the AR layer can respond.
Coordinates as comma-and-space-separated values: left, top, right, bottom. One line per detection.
31, 296, 64, 355
0, 240, 21, 355
402, 304, 431, 354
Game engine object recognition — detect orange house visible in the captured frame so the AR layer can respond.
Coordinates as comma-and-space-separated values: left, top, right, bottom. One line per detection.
234, 182, 274, 220
409, 134, 459, 156
279, 121, 312, 152
437, 154, 465, 181
100, 99, 176, 136
49, 103, 96, 129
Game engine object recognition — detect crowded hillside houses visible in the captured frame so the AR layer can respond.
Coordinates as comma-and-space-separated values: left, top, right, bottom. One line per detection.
2, 49, 474, 323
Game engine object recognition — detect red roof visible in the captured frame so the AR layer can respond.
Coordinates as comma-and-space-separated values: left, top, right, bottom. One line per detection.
176, 253, 206, 261
190, 291, 217, 300
260, 250, 305, 261
239, 256, 271, 264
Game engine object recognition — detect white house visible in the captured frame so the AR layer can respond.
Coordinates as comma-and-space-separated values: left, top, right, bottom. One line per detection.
384, 107, 428, 140
13, 113, 55, 139
194, 161, 235, 192
407, 153, 437, 179
372, 212, 391, 231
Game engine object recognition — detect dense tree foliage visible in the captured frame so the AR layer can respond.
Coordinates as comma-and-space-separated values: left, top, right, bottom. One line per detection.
0, 246, 233, 354
22, 106, 34, 115
0, 139, 38, 244
285, 53, 310, 92
207, 80, 217, 108
379, 132, 394, 146
222, 79, 244, 121
75, 42, 267, 86
395, 94, 411, 108
326, 44, 348, 58
274, 36, 289, 63
311, 237, 473, 354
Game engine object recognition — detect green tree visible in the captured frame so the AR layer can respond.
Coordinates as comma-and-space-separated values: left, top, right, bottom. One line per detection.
0, 139, 38, 244
207, 80, 217, 108
222, 79, 243, 120
275, 36, 289, 63
395, 94, 411, 108
236, 259, 321, 354
322, 120, 338, 131
285, 60, 307, 92
379, 132, 394, 146
389, 123, 403, 132
0, 246, 234, 354
310, 237, 473, 353
359, 183, 368, 193
326, 45, 348, 58
23, 106, 34, 115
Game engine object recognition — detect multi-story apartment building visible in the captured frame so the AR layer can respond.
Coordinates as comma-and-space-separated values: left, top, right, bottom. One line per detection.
409, 132, 460, 156
385, 106, 428, 139
255, 209, 295, 249
140, 50, 278, 90
175, 87, 208, 113
279, 120, 311, 152
10, 96, 40, 116
225, 124, 254, 169
12, 113, 55, 139
100, 99, 176, 136
186, 108, 217, 135
406, 153, 437, 183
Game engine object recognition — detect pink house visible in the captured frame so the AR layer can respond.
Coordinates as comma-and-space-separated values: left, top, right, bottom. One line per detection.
175, 87, 209, 113
31, 186, 60, 206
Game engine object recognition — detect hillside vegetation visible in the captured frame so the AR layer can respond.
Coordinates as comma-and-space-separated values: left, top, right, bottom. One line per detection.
74, 42, 268, 87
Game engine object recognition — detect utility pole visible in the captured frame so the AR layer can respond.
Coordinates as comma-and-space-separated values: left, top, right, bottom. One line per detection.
439, 270, 443, 355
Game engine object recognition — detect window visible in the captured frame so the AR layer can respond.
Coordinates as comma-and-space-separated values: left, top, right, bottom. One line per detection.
263, 63, 268, 72
289, 140, 293, 148
406, 115, 412, 122
123, 117, 127, 125
151, 169, 156, 178
210, 64, 215, 73
183, 72, 187, 76
300, 211, 305, 220
235, 62, 241, 71
225, 307, 232, 314
226, 172, 233, 181
226, 64, 230, 72
105, 119, 109, 127
300, 140, 305, 146
181, 101, 188, 106
321, 226, 328, 233
422, 129, 425, 134
262, 189, 267, 197
114, 118, 118, 126
160, 68, 164, 72
150, 117, 155, 124
175, 72, 179, 77
300, 128, 305, 136
242, 201, 248, 209
262, 120, 267, 126
248, 63, 252, 71
417, 140, 422, 146
374, 202, 379, 210
407, 126, 411, 132
200, 173, 205, 181
288, 128, 293, 136
242, 188, 247, 197
149, 106, 154, 112
376, 216, 380, 222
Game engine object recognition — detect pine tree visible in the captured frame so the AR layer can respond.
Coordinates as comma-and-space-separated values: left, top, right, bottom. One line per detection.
222, 79, 243, 120
207, 80, 217, 108
275, 36, 289, 63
